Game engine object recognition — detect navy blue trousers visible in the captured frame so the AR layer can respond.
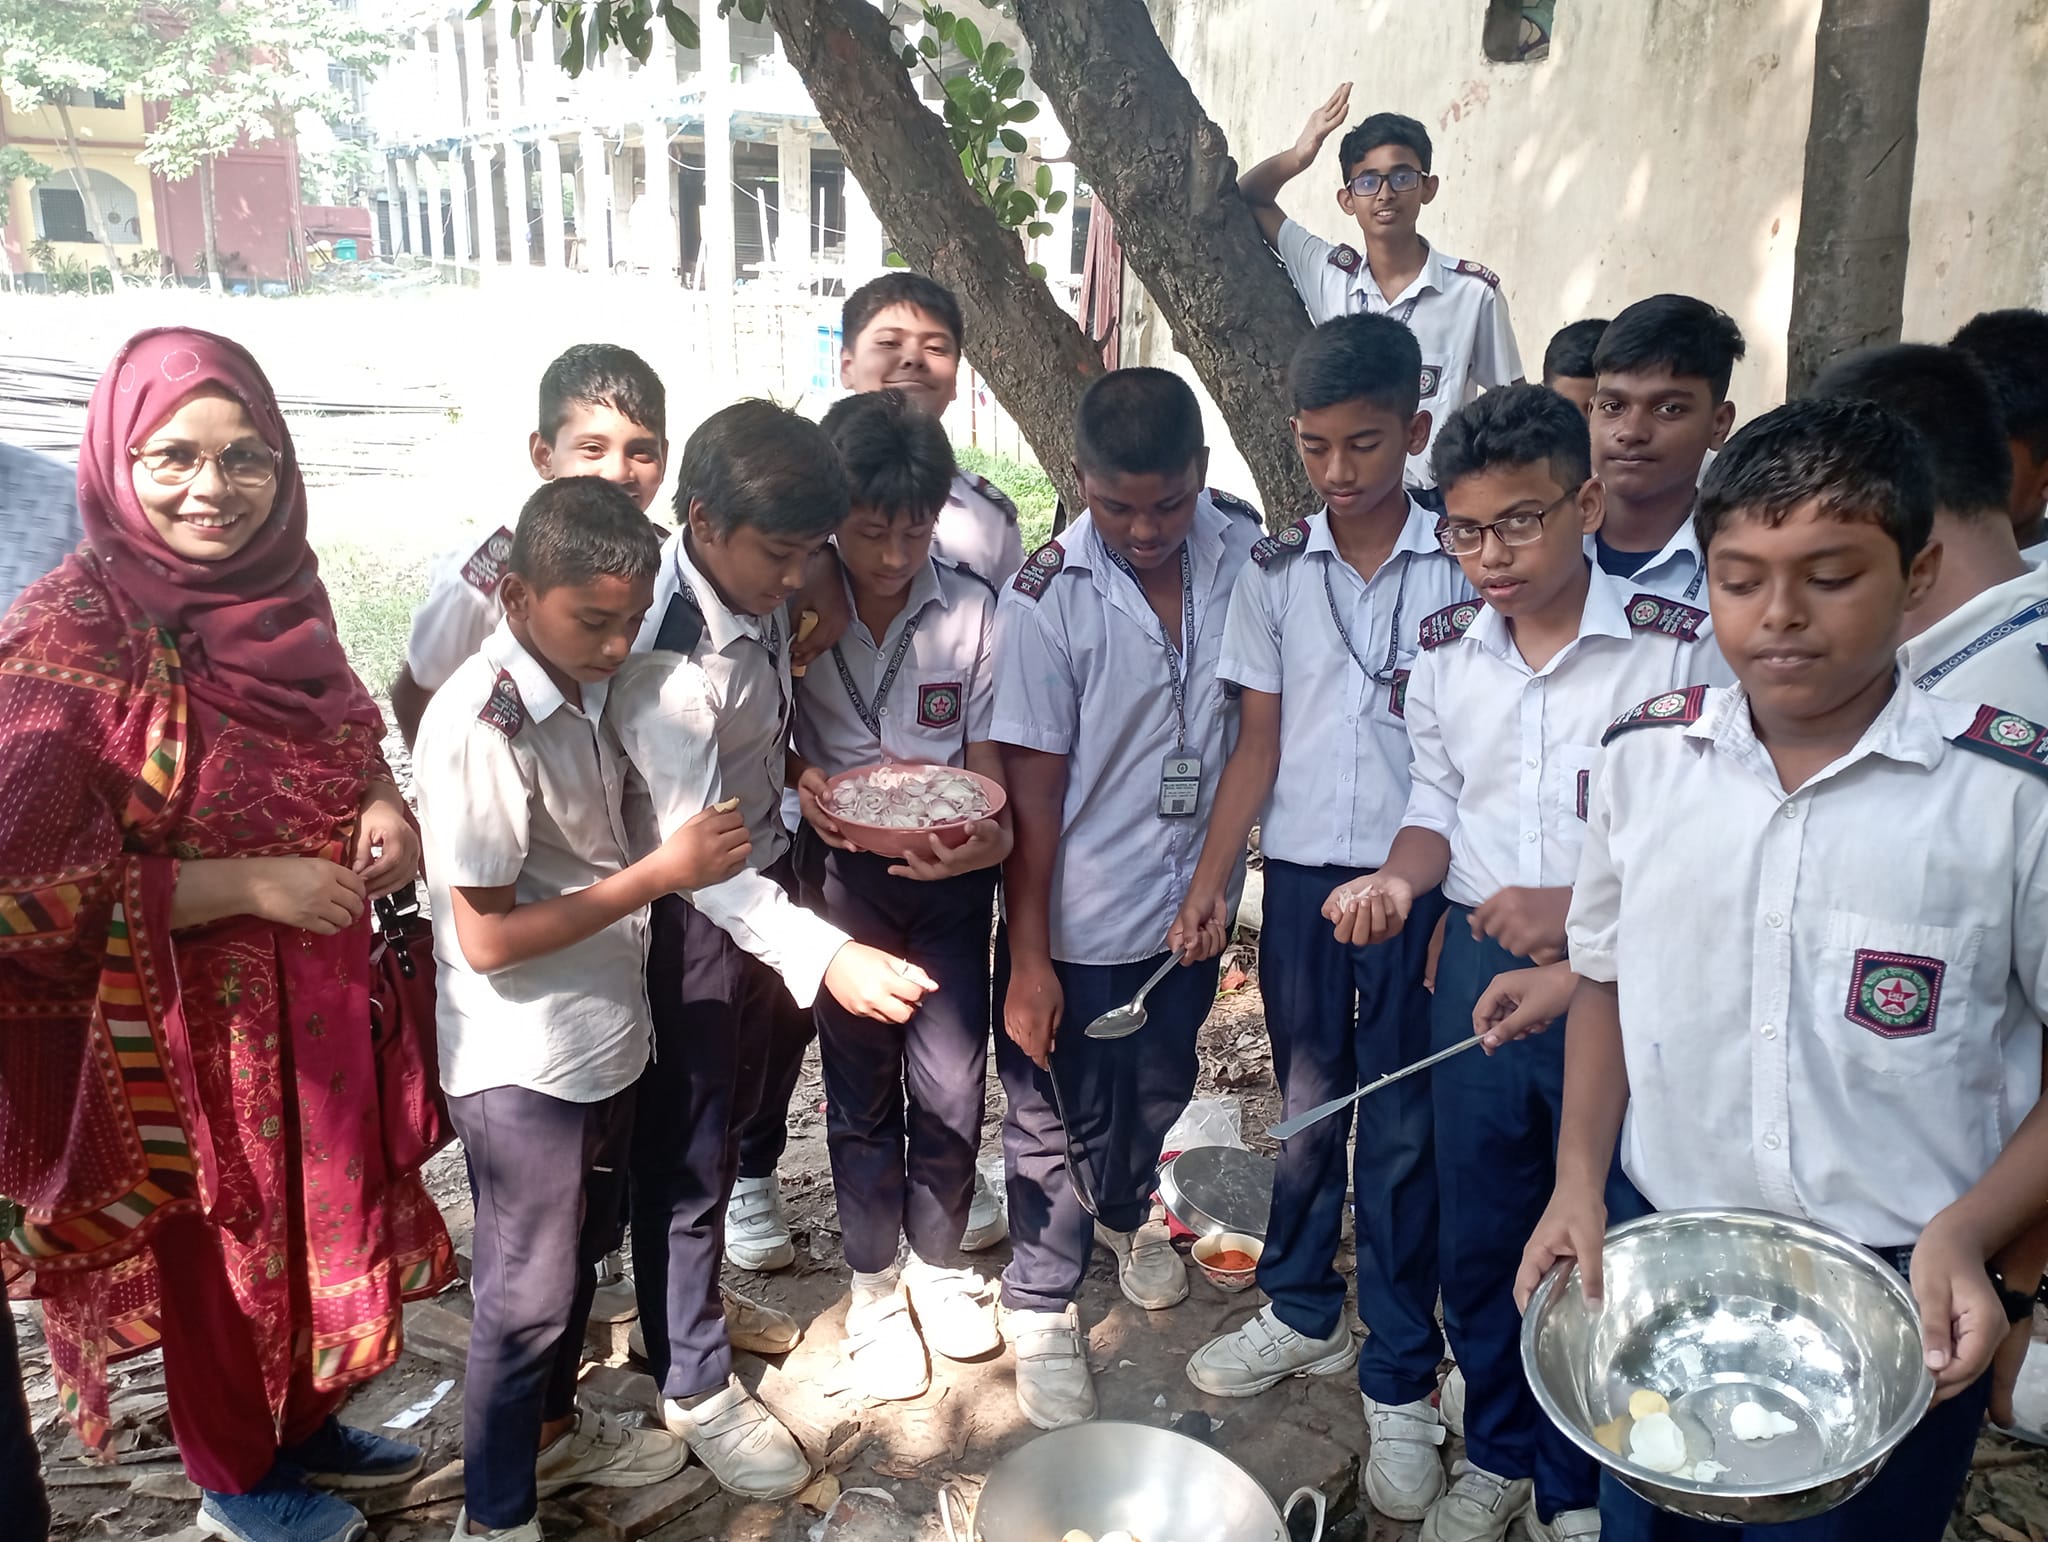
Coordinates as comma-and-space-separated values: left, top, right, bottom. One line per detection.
1258, 859, 1445, 1404
1433, 905, 1647, 1521
1600, 1368, 1989, 1539
632, 888, 783, 1400
450, 1082, 632, 1529
812, 846, 997, 1273
993, 932, 1222, 1314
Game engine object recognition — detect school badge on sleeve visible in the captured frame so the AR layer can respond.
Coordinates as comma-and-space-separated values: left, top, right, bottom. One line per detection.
917, 681, 963, 730
1844, 949, 1945, 1039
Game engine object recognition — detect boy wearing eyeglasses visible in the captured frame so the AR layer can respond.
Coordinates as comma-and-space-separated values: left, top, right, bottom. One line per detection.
1326, 385, 1728, 1542
1240, 84, 1524, 499
1166, 315, 1471, 1523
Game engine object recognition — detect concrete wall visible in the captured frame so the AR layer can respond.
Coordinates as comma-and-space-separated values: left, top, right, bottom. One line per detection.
1139, 0, 2048, 501
1, 97, 159, 274
145, 114, 304, 289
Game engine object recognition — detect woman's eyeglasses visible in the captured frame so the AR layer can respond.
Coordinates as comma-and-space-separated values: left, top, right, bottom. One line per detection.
1435, 491, 1576, 557
130, 442, 280, 490
1344, 167, 1425, 198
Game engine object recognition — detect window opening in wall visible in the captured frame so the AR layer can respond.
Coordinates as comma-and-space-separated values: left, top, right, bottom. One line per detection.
1483, 0, 1554, 63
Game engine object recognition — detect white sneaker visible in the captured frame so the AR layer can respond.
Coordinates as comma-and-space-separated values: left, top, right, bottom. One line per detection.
961, 1168, 1008, 1252
1419, 1459, 1531, 1542
1439, 1363, 1467, 1437
660, 1374, 811, 1500
1094, 1210, 1187, 1310
1363, 1393, 1449, 1520
1525, 1507, 1601, 1542
1185, 1304, 1358, 1396
1006, 1304, 1096, 1429
843, 1285, 930, 1401
725, 1174, 795, 1272
904, 1258, 1002, 1360
589, 1249, 638, 1325
721, 1286, 801, 1355
449, 1508, 543, 1541
533, 1407, 687, 1496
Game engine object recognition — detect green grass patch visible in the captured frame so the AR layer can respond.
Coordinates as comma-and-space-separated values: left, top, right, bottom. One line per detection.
955, 445, 1057, 551
321, 539, 432, 697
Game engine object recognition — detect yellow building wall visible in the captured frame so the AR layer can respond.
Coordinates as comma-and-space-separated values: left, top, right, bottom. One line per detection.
1, 93, 159, 271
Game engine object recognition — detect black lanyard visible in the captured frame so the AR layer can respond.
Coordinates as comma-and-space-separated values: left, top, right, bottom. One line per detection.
829, 598, 933, 738
1104, 541, 1197, 752
674, 555, 786, 726
1322, 553, 1409, 684
1353, 290, 1422, 325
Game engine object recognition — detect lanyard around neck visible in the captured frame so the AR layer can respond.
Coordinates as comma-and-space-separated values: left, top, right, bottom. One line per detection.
1104, 541, 1197, 751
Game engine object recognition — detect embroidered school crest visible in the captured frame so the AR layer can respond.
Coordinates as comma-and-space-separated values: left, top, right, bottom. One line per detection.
1328, 244, 1363, 274
917, 681, 963, 730
1601, 684, 1709, 745
1388, 668, 1410, 719
1250, 520, 1310, 569
1454, 258, 1501, 288
478, 670, 526, 738
1844, 949, 1945, 1039
461, 527, 516, 594
1419, 364, 1443, 399
1419, 601, 1480, 650
1626, 593, 1708, 642
1951, 703, 2048, 780
1011, 540, 1065, 601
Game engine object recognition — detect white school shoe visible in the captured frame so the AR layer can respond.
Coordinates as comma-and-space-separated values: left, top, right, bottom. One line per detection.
1185, 1303, 1358, 1396
1439, 1362, 1467, 1437
1418, 1458, 1531, 1542
1005, 1304, 1097, 1429
1094, 1207, 1188, 1310
1362, 1392, 1449, 1520
724, 1173, 796, 1272
447, 1509, 542, 1542
960, 1168, 1009, 1252
903, 1257, 1002, 1359
660, 1374, 812, 1499
722, 1286, 802, 1355
842, 1284, 931, 1402
533, 1407, 687, 1496
589, 1248, 639, 1325
1524, 1507, 1601, 1542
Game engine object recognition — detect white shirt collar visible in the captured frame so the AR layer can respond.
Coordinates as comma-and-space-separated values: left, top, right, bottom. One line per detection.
1464, 561, 1631, 665
1693, 668, 1959, 787
841, 556, 951, 650
674, 532, 773, 654
483, 619, 604, 722
1356, 237, 1446, 308
1306, 497, 1446, 564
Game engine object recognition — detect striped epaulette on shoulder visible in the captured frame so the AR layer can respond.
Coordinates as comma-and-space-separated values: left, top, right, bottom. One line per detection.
1250, 520, 1311, 569
478, 669, 527, 738
1601, 685, 1709, 746
460, 527, 516, 594
971, 475, 1019, 525
1418, 600, 1481, 651
1951, 705, 2048, 782
1625, 593, 1709, 642
1011, 540, 1066, 602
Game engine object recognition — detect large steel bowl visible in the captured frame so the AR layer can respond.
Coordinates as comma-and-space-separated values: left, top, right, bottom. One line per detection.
940, 1422, 1323, 1542
1521, 1208, 1934, 1525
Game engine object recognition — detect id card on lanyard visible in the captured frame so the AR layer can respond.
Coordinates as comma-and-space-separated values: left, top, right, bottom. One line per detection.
1106, 541, 1203, 817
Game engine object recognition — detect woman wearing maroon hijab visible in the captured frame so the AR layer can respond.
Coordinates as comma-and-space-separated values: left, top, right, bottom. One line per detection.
0, 329, 453, 1542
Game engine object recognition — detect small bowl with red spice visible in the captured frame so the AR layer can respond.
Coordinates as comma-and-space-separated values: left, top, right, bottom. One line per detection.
1191, 1231, 1264, 1293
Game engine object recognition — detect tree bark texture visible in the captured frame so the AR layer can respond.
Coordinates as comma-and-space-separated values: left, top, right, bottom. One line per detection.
765, 0, 1101, 522
199, 156, 224, 294
1786, 0, 1929, 395
1012, 0, 1314, 521
53, 102, 126, 289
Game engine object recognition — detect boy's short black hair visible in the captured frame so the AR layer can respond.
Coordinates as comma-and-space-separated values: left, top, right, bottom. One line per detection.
1592, 294, 1748, 402
1810, 344, 2011, 521
1695, 397, 1934, 570
1950, 308, 2048, 458
1288, 314, 1423, 418
1431, 383, 1591, 498
674, 400, 850, 539
841, 272, 965, 352
538, 343, 666, 442
1542, 318, 1610, 384
819, 389, 957, 522
1074, 368, 1206, 480
1338, 111, 1432, 178
509, 476, 662, 593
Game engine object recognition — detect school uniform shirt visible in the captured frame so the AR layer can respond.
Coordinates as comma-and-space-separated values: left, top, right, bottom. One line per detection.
1567, 678, 2048, 1247
1400, 567, 1734, 910
1904, 563, 2048, 720
414, 621, 651, 1103
935, 472, 1027, 587
1584, 518, 1711, 610
794, 556, 996, 777
991, 492, 1261, 966
1217, 501, 1473, 869
405, 525, 516, 690
1273, 219, 1523, 487
607, 647, 849, 1007
633, 529, 796, 870
0, 442, 81, 616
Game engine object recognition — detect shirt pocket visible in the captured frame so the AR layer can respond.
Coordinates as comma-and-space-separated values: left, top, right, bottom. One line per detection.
893, 668, 970, 762
1554, 746, 1602, 827
1813, 910, 1980, 1076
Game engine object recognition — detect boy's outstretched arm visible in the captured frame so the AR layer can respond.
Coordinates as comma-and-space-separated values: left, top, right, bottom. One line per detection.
1238, 82, 1352, 247
1169, 687, 1279, 962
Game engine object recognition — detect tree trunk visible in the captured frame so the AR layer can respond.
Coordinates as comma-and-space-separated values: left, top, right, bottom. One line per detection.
52, 102, 126, 290
763, 0, 1101, 520
1011, 0, 1314, 522
199, 156, 224, 294
1785, 0, 1929, 395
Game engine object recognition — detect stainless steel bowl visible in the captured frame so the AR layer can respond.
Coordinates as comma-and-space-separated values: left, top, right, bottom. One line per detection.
1521, 1208, 1934, 1525
940, 1422, 1323, 1542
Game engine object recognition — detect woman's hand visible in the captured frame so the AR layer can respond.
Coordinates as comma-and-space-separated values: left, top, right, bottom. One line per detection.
250, 857, 369, 935
354, 781, 421, 899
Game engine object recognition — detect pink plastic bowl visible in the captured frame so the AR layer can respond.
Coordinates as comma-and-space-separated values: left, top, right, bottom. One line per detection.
821, 763, 1008, 861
